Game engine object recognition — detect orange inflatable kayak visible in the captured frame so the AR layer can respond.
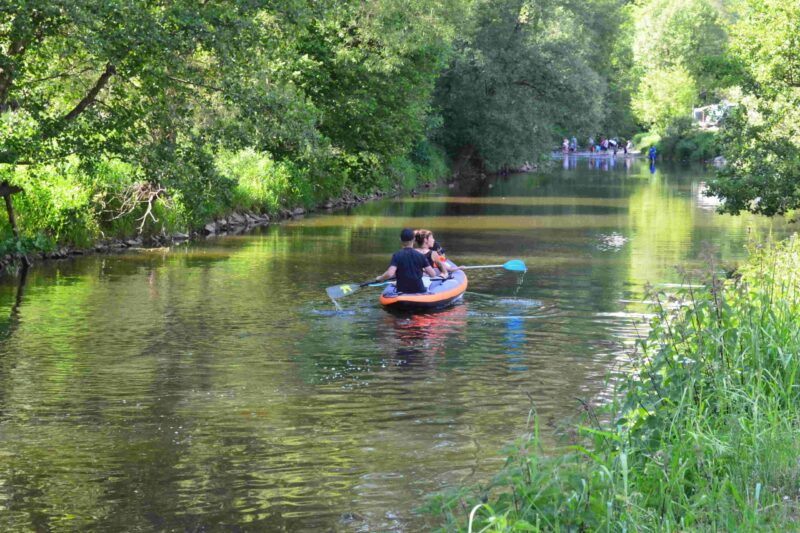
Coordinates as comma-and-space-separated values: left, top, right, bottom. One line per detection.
379, 270, 468, 311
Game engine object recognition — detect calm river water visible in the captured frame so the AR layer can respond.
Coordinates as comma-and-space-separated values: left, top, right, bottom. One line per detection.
0, 157, 793, 531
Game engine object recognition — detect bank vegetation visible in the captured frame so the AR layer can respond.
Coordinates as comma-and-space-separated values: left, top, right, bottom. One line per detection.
428, 236, 800, 531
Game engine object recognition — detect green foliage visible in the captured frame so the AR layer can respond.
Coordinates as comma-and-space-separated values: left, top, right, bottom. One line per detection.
428, 236, 800, 530
434, 0, 608, 170
631, 131, 662, 151
630, 0, 734, 131
707, 0, 800, 216
0, 0, 462, 244
658, 117, 719, 160
1, 159, 99, 246
410, 140, 449, 184
216, 148, 314, 213
632, 65, 698, 133
0, 234, 52, 256
633, 0, 731, 84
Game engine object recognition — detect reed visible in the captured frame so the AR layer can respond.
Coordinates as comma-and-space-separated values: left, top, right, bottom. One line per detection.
427, 235, 800, 531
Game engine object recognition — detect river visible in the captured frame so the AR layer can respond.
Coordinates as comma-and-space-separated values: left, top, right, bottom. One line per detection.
0, 157, 792, 531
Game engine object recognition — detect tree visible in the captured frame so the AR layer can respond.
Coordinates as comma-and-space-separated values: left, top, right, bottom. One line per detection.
291, 0, 454, 188
706, 0, 800, 216
434, 0, 606, 171
0, 1, 336, 229
632, 66, 697, 132
630, 0, 732, 131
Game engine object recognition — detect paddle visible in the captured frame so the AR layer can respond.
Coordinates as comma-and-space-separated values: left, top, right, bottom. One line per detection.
327, 276, 450, 300
459, 259, 527, 272
326, 280, 374, 300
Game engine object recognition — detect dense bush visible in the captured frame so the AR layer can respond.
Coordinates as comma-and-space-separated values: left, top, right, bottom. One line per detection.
0, 159, 99, 247
216, 149, 311, 214
656, 117, 720, 161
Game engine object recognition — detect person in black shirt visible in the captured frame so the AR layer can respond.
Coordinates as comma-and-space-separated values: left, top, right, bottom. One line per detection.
375, 228, 438, 294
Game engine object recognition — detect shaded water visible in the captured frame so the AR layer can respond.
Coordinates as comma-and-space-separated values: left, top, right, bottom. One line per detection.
0, 158, 793, 531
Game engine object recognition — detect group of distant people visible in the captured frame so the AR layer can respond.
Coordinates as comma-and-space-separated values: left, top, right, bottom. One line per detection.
375, 228, 461, 294
562, 136, 635, 156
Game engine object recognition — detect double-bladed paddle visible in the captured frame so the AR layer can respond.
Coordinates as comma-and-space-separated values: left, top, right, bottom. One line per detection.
459, 259, 527, 272
326, 276, 448, 299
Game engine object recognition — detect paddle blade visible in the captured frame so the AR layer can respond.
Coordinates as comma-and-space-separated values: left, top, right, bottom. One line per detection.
326, 283, 363, 299
503, 259, 527, 272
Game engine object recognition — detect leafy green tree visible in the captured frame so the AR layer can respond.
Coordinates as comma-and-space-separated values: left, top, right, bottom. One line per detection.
632, 65, 697, 132
0, 1, 318, 223
570, 0, 638, 136
291, 0, 453, 189
631, 0, 732, 131
434, 0, 606, 170
707, 0, 800, 216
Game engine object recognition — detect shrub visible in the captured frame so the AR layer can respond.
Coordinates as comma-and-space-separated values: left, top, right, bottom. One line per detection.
631, 131, 661, 152
658, 117, 720, 161
215, 148, 315, 213
1, 159, 99, 246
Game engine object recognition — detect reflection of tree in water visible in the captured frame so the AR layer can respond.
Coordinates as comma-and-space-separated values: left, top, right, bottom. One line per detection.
0, 265, 28, 420
0, 264, 28, 342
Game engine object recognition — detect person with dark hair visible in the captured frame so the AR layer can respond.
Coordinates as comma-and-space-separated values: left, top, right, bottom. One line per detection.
375, 228, 438, 294
414, 229, 460, 277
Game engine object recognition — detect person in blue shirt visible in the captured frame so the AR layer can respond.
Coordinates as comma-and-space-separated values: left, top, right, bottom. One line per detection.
649, 146, 657, 161
375, 228, 438, 294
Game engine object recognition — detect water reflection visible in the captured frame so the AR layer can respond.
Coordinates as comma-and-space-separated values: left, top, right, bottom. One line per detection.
502, 315, 527, 371
385, 304, 469, 365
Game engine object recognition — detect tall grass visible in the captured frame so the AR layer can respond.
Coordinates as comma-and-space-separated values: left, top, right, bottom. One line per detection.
215, 148, 314, 213
427, 236, 800, 531
0, 158, 100, 247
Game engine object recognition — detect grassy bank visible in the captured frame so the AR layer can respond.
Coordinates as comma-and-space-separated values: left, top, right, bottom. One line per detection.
0, 142, 449, 258
427, 235, 800, 531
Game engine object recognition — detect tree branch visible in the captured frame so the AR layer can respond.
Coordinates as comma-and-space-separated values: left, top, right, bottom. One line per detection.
165, 74, 222, 92
28, 66, 95, 85
512, 79, 547, 97
62, 63, 117, 122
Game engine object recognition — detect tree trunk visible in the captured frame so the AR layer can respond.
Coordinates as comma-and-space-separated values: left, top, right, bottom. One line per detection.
4, 194, 19, 240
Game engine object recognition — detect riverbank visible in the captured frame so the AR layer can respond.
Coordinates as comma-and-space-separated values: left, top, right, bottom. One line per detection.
0, 152, 542, 276
429, 235, 800, 531
0, 187, 391, 275
0, 163, 455, 276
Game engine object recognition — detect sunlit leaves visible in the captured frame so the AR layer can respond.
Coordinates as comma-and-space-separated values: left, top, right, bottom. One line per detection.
632, 66, 697, 133
708, 0, 800, 216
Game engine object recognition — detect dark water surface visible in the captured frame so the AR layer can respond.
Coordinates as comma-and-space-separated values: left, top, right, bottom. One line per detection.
0, 158, 793, 531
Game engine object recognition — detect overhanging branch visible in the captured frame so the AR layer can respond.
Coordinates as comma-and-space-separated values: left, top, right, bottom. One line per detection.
62, 63, 116, 122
